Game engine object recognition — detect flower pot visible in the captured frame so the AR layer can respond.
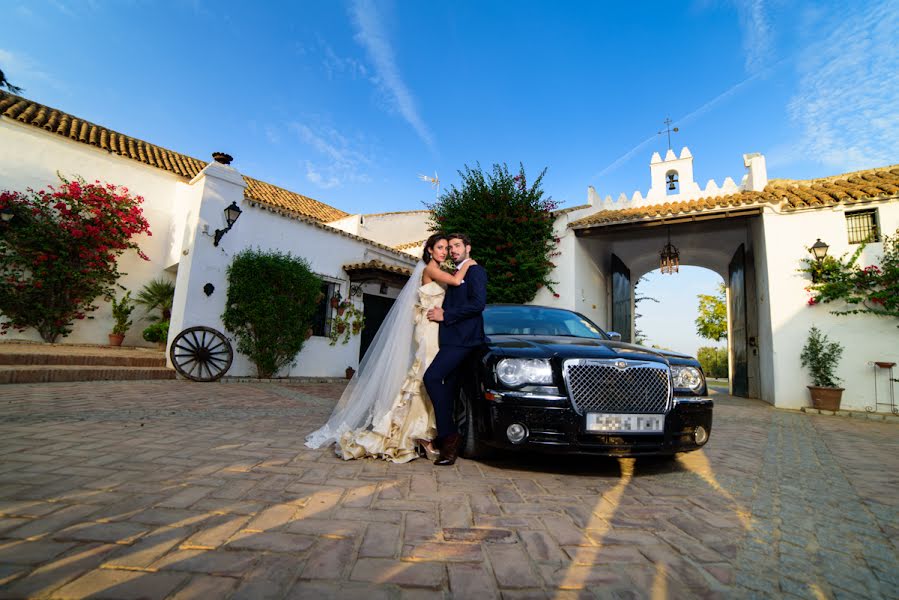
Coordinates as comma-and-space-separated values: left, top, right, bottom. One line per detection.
807, 385, 844, 411
336, 323, 346, 334
108, 333, 125, 346
345, 367, 356, 379
305, 328, 313, 340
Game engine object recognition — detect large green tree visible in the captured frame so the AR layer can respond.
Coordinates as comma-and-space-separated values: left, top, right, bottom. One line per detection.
427, 163, 558, 303
695, 283, 727, 342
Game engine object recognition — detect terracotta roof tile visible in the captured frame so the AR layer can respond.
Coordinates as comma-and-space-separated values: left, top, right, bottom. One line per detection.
343, 259, 413, 277
394, 239, 427, 251
0, 92, 349, 223
569, 164, 899, 228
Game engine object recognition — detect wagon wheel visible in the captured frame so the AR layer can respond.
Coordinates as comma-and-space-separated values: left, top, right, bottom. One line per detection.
169, 326, 233, 382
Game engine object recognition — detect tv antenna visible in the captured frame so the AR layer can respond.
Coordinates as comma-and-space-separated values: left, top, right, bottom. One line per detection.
418, 172, 440, 195
657, 117, 679, 151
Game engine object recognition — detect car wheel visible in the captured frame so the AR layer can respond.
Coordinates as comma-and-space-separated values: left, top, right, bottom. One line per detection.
457, 387, 493, 459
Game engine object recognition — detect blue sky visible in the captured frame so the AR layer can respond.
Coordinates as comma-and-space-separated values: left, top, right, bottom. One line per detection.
2, 0, 896, 357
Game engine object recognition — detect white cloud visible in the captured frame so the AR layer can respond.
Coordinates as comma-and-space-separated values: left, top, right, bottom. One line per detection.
787, 1, 899, 171
349, 0, 435, 150
733, 0, 773, 74
322, 43, 368, 80
291, 121, 373, 189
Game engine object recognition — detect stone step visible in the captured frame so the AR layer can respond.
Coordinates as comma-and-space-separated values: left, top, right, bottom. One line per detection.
0, 351, 166, 368
0, 365, 176, 384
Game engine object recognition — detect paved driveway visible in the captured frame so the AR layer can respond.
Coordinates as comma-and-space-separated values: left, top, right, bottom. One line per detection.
0, 381, 896, 599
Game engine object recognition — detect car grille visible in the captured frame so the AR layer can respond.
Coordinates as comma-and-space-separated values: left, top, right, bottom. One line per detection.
562, 359, 671, 415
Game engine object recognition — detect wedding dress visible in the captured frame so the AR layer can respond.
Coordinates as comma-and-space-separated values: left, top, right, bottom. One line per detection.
305, 261, 442, 463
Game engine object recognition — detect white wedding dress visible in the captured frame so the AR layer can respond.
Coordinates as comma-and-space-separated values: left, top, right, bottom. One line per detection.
305, 262, 442, 463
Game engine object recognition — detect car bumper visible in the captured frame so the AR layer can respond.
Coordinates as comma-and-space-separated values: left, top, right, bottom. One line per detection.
478, 394, 713, 457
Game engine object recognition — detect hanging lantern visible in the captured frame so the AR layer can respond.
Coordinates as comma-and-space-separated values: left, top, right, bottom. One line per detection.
659, 227, 679, 274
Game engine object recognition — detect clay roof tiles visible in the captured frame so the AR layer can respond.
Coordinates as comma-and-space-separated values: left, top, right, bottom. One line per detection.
0, 92, 349, 223
569, 165, 899, 228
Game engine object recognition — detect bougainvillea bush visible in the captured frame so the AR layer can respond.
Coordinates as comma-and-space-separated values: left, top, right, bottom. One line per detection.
427, 163, 558, 304
0, 175, 151, 342
801, 227, 899, 326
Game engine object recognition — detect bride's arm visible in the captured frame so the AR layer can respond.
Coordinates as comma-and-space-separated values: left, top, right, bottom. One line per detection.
424, 259, 476, 286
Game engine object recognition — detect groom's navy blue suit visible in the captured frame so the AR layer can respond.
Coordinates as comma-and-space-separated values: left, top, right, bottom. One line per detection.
423, 264, 488, 440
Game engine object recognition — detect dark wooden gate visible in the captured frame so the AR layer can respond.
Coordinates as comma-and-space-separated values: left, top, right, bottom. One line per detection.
728, 244, 749, 397
611, 254, 632, 343
360, 294, 395, 360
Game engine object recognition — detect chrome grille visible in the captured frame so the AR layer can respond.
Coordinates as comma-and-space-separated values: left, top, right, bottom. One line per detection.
563, 359, 671, 415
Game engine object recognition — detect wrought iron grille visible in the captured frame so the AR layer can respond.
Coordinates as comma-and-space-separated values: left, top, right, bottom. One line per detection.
563, 359, 671, 415
845, 209, 880, 244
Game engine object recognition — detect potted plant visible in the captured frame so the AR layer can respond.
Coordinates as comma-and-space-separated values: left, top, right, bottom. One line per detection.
109, 290, 135, 346
800, 325, 844, 410
345, 366, 356, 379
142, 321, 169, 350
328, 301, 365, 346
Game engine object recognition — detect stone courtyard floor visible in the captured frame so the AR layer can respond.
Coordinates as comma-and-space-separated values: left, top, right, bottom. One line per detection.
0, 381, 896, 599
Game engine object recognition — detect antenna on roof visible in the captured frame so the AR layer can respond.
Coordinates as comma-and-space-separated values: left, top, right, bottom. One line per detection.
418, 172, 440, 196
657, 117, 679, 151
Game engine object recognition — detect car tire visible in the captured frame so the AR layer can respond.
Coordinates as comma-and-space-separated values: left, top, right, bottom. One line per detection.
458, 387, 493, 459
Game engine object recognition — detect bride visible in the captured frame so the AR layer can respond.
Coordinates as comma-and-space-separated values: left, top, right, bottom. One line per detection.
305, 233, 475, 463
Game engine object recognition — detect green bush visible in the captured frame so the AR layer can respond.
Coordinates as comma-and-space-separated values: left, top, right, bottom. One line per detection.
222, 249, 322, 378
142, 321, 169, 344
136, 278, 176, 322
697, 346, 728, 379
800, 326, 843, 388
110, 291, 135, 336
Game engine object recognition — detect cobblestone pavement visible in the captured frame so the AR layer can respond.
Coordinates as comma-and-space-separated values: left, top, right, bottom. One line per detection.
0, 381, 896, 599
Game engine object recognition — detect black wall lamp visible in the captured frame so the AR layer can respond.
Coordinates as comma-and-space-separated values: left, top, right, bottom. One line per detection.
809, 238, 829, 261
0, 206, 14, 224
213, 201, 243, 247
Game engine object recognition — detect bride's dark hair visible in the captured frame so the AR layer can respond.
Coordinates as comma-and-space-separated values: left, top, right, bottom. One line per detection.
422, 233, 448, 264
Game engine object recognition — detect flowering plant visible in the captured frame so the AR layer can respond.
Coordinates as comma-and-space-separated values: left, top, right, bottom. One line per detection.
800, 228, 898, 324
0, 175, 151, 341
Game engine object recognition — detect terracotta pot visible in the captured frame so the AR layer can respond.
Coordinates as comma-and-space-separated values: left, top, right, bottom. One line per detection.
305, 328, 313, 340
345, 367, 356, 379
336, 322, 346, 334
108, 333, 125, 347
807, 385, 844, 411
156, 342, 166, 351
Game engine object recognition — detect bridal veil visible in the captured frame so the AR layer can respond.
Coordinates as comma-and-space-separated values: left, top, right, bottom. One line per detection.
305, 260, 426, 449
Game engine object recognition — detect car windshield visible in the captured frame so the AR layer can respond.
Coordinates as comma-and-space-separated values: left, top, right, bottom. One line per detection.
484, 305, 608, 339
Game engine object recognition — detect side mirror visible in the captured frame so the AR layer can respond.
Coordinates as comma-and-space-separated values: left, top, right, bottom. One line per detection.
607, 331, 622, 342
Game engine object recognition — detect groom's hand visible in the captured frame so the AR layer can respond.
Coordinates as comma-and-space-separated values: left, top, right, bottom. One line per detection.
427, 307, 444, 322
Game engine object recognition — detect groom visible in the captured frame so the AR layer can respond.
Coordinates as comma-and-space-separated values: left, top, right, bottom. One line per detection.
424, 233, 488, 466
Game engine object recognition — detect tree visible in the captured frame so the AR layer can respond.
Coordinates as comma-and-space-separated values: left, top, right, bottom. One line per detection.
222, 249, 322, 378
427, 163, 558, 303
695, 283, 727, 342
697, 346, 728, 379
0, 175, 151, 342
633, 275, 659, 345
136, 277, 176, 322
0, 68, 23, 94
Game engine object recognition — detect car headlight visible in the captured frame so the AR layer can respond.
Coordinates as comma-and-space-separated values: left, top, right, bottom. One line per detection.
495, 358, 553, 387
671, 366, 704, 391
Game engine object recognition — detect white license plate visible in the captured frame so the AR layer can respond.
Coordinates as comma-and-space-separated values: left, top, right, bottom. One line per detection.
585, 413, 665, 433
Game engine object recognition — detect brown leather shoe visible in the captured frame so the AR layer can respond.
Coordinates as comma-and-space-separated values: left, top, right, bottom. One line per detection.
435, 434, 461, 466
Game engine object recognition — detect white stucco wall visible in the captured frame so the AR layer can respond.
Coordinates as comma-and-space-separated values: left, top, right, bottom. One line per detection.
169, 162, 416, 378
328, 210, 431, 250
762, 200, 899, 411
0, 119, 187, 346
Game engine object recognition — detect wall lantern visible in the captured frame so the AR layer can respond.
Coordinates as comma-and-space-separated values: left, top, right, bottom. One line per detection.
0, 206, 13, 223
659, 227, 679, 274
809, 239, 829, 262
213, 202, 243, 247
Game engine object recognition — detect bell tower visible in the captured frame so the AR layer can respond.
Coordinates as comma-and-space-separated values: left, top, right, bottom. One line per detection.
647, 147, 701, 202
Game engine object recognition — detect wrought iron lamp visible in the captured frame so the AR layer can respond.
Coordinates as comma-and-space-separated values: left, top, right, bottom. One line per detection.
809, 239, 829, 261
659, 228, 679, 274
213, 202, 243, 247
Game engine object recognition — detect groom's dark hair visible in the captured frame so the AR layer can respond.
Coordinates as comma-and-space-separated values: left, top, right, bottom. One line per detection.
447, 232, 471, 246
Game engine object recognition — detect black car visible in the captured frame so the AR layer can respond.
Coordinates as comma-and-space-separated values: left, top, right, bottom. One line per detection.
457, 304, 713, 458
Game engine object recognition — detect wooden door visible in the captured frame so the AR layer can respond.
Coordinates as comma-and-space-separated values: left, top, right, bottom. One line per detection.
360, 293, 395, 361
729, 244, 749, 397
611, 254, 632, 343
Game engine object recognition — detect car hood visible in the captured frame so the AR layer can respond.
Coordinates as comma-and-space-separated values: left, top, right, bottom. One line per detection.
486, 335, 670, 365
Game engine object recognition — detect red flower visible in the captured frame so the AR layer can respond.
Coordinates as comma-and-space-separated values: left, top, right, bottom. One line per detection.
807, 297, 818, 306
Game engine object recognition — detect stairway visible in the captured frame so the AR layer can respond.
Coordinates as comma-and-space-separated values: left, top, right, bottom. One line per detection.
0, 343, 176, 384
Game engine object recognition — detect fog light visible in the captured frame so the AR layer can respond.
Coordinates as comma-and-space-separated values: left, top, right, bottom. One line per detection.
506, 423, 528, 444
693, 426, 709, 445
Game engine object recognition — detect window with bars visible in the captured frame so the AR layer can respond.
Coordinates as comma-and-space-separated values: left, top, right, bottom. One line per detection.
310, 281, 338, 337
845, 209, 880, 244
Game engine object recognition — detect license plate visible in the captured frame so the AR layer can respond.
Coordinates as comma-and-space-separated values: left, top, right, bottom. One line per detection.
585, 413, 665, 433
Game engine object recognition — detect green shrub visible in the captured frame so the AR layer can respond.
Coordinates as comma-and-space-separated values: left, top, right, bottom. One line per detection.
222, 249, 322, 378
110, 291, 135, 336
697, 346, 728, 379
800, 326, 843, 388
142, 321, 169, 344
136, 278, 176, 322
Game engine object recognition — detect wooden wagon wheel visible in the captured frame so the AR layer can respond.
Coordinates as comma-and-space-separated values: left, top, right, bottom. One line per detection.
169, 326, 234, 382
